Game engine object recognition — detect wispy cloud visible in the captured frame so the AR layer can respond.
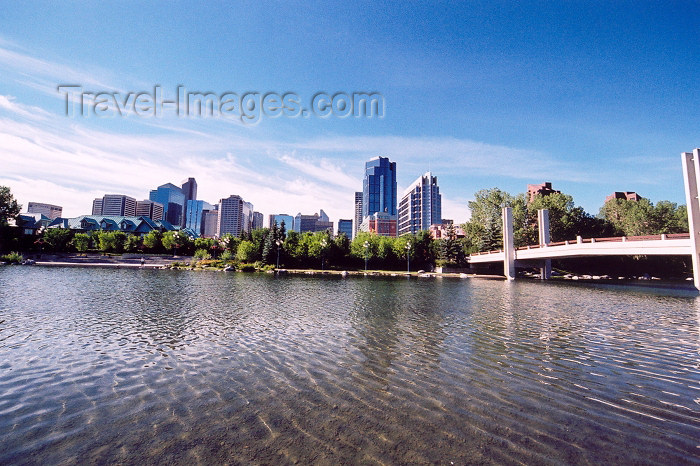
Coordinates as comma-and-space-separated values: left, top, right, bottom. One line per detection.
0, 95, 51, 120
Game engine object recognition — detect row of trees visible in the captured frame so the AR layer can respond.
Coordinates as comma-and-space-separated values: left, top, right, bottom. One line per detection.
462, 188, 688, 253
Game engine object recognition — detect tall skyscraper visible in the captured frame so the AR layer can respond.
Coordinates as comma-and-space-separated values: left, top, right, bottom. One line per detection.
252, 211, 264, 230
185, 200, 214, 234
363, 156, 397, 218
92, 194, 136, 216
28, 202, 62, 220
149, 183, 186, 226
217, 195, 253, 237
180, 178, 197, 228
202, 205, 219, 238
353, 191, 363, 238
136, 199, 164, 221
398, 172, 442, 235
361, 156, 397, 236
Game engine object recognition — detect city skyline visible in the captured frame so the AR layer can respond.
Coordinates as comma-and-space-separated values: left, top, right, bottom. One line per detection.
0, 3, 698, 224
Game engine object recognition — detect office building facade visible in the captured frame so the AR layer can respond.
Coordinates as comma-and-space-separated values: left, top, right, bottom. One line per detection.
360, 156, 397, 236
217, 195, 253, 237
202, 207, 219, 238
185, 200, 215, 235
337, 219, 353, 238
294, 209, 333, 233
252, 211, 264, 230
269, 214, 294, 231
363, 156, 397, 218
27, 202, 62, 220
149, 183, 186, 226
180, 177, 197, 228
92, 194, 136, 217
354, 191, 363, 238
136, 199, 164, 221
398, 172, 442, 236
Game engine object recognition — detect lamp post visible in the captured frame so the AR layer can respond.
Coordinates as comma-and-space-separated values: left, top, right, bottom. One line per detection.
363, 241, 369, 271
405, 240, 412, 274
276, 239, 282, 268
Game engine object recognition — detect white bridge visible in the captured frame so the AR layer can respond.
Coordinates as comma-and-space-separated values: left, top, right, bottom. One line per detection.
466, 149, 700, 291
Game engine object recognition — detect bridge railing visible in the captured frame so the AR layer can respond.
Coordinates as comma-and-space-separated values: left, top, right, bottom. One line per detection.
472, 233, 691, 255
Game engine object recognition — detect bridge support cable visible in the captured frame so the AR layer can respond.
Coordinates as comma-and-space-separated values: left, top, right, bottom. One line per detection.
681, 149, 700, 291
537, 209, 552, 280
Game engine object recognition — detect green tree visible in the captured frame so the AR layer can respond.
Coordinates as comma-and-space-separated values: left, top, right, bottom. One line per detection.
97, 231, 116, 253
261, 224, 279, 264
0, 186, 21, 226
72, 233, 90, 253
439, 223, 462, 264
124, 234, 141, 252
526, 192, 595, 242
462, 188, 520, 252
250, 228, 268, 262
237, 240, 257, 262
219, 234, 240, 256
600, 198, 688, 236
194, 237, 214, 251
142, 230, 162, 252
42, 228, 73, 252
350, 231, 380, 268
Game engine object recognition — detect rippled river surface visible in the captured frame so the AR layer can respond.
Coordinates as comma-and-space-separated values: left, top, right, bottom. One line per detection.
1, 267, 699, 464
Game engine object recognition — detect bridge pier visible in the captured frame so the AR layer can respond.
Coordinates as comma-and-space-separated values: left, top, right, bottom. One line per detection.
681, 149, 700, 291
537, 209, 552, 280
502, 207, 516, 280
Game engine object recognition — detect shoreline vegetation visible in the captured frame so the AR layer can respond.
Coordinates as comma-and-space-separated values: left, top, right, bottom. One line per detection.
2, 252, 695, 290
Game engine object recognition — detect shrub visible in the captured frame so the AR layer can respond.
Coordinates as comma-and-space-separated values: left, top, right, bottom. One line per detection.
194, 248, 212, 260
1, 251, 23, 264
220, 250, 234, 262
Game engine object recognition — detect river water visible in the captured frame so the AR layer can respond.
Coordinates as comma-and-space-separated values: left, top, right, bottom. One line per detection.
0, 266, 698, 464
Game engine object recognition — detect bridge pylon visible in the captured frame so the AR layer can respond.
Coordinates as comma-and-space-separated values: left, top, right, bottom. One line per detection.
681, 149, 700, 291
538, 209, 552, 280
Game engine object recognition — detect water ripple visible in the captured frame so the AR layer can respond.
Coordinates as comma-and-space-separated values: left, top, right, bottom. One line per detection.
0, 267, 698, 464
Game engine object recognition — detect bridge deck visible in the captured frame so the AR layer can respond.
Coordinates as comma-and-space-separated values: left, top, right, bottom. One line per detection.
468, 234, 691, 264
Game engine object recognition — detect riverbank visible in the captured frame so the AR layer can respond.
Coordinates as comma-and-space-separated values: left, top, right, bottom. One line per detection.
6, 253, 695, 289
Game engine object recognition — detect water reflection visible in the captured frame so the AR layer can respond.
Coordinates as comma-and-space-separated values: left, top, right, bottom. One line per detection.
0, 267, 698, 464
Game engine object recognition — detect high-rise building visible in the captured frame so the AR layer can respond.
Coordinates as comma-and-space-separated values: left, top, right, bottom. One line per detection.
294, 210, 333, 233
269, 214, 294, 231
354, 192, 363, 238
136, 199, 164, 221
180, 178, 197, 228
398, 172, 442, 236
149, 183, 186, 226
337, 219, 353, 238
217, 195, 253, 237
361, 156, 397, 236
92, 198, 103, 215
92, 194, 136, 216
252, 211, 264, 230
202, 205, 219, 238
185, 200, 214, 235
27, 202, 62, 220
363, 156, 397, 218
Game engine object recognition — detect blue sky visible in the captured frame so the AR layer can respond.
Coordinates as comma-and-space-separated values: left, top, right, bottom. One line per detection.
0, 1, 698, 224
